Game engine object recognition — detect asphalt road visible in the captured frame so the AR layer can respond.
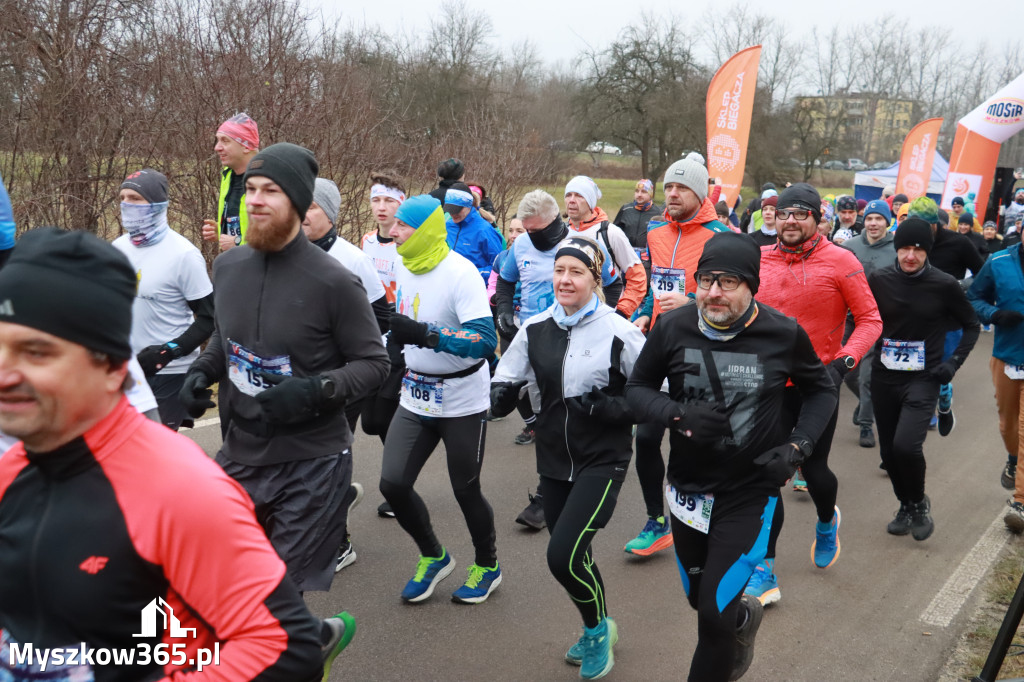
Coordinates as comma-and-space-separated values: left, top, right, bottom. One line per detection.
184, 333, 1015, 682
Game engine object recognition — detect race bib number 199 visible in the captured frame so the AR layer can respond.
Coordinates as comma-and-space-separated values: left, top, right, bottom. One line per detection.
666, 484, 714, 534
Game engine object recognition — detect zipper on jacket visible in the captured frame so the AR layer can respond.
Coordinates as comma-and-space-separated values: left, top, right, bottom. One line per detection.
30, 479, 54, 643
255, 255, 268, 342
561, 327, 576, 481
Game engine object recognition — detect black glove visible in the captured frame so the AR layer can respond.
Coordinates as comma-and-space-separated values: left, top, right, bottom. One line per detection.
826, 358, 850, 388
490, 380, 528, 418
496, 312, 518, 339
389, 314, 437, 348
753, 444, 804, 488
136, 343, 183, 378
992, 309, 1024, 327
255, 372, 333, 425
671, 404, 731, 446
930, 360, 957, 385
178, 370, 216, 419
568, 386, 635, 425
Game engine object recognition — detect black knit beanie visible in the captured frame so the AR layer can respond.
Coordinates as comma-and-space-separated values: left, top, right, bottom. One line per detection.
893, 217, 934, 254
119, 169, 168, 204
696, 231, 761, 294
0, 227, 135, 358
778, 183, 822, 223
244, 143, 319, 220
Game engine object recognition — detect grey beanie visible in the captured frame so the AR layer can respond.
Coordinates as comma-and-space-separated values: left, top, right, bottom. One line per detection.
313, 178, 341, 226
663, 158, 709, 203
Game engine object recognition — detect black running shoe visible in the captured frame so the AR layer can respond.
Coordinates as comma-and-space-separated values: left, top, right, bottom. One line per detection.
515, 493, 545, 530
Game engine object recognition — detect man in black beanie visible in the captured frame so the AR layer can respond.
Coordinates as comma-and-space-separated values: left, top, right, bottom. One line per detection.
181, 141, 389, 609
867, 217, 980, 541
626, 231, 837, 680
0, 226, 332, 681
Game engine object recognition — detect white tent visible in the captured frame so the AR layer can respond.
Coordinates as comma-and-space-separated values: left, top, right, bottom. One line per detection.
853, 153, 949, 203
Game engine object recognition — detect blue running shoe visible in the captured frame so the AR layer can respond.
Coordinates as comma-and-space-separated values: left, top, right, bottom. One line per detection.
791, 468, 807, 492
928, 414, 938, 430
811, 506, 841, 569
743, 559, 780, 606
938, 383, 953, 412
451, 563, 502, 604
578, 617, 617, 679
401, 550, 454, 603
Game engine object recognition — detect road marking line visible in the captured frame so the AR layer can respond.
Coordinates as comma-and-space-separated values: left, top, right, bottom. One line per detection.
920, 510, 1009, 627
191, 416, 220, 429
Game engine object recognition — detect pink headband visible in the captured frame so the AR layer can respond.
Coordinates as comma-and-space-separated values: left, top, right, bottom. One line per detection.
217, 114, 259, 151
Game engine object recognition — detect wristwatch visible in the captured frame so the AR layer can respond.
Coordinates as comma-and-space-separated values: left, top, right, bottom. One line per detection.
839, 355, 856, 370
319, 376, 337, 400
791, 437, 814, 458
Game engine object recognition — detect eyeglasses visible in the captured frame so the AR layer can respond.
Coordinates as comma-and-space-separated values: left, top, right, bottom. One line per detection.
695, 272, 744, 291
776, 209, 812, 221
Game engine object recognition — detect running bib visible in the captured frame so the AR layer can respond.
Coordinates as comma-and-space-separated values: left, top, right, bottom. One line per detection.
651, 266, 685, 299
666, 484, 714, 534
228, 340, 292, 397
401, 371, 444, 417
880, 338, 925, 371
226, 215, 242, 245
1005, 364, 1024, 380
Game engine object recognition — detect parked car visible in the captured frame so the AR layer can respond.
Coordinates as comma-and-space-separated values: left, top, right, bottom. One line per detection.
870, 161, 892, 170
585, 142, 622, 155
847, 158, 868, 171
823, 160, 846, 170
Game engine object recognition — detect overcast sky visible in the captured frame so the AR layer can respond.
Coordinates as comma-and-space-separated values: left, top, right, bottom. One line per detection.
311, 0, 1023, 73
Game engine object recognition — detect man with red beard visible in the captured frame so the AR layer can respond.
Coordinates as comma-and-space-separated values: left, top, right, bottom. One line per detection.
623, 157, 731, 557
747, 183, 881, 606
180, 143, 390, 599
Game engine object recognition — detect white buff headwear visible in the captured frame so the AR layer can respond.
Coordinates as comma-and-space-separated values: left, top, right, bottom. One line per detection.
371, 184, 406, 203
444, 188, 475, 209
564, 175, 602, 212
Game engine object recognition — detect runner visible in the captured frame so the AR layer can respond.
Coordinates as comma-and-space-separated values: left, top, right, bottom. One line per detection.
201, 113, 259, 251
613, 179, 663, 278
752, 183, 881, 604
491, 236, 645, 679
381, 194, 502, 604
180, 143, 389, 596
966, 241, 1024, 531
840, 199, 896, 449
748, 194, 777, 248
495, 190, 617, 529
625, 157, 730, 557
868, 218, 979, 539
112, 169, 215, 432
626, 232, 838, 681
0, 227, 348, 682
443, 182, 504, 282
563, 175, 647, 315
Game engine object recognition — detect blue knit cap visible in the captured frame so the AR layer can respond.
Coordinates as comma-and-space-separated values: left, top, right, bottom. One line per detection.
395, 194, 442, 229
863, 199, 891, 223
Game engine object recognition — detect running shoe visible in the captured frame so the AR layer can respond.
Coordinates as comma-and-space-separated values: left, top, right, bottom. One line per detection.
1002, 460, 1017, 491
451, 563, 502, 604
730, 595, 763, 681
400, 550, 454, 603
578, 617, 617, 680
1005, 500, 1024, 534
791, 468, 807, 492
937, 407, 955, 437
624, 516, 672, 556
377, 501, 396, 518
938, 383, 953, 412
852, 404, 860, 426
909, 495, 934, 541
515, 492, 546, 530
514, 426, 536, 445
887, 502, 913, 535
335, 540, 356, 572
859, 425, 875, 448
486, 408, 504, 422
811, 506, 841, 569
321, 612, 356, 681
743, 560, 780, 606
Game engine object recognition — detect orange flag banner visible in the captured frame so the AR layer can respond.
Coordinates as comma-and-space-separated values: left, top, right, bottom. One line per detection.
706, 45, 762, 207
895, 118, 943, 199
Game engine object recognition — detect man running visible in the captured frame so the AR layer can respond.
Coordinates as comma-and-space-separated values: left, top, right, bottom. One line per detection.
113, 168, 214, 431
967, 239, 1024, 531
201, 113, 259, 251
840, 199, 896, 448
381, 194, 501, 604
869, 218, 979, 539
0, 227, 347, 682
564, 175, 647, 315
626, 232, 837, 681
443, 182, 504, 282
613, 179, 663, 278
752, 183, 881, 604
625, 157, 731, 557
180, 143, 389, 596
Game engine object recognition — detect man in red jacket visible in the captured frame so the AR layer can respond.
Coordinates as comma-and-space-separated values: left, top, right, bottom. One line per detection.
746, 183, 882, 605
0, 228, 349, 681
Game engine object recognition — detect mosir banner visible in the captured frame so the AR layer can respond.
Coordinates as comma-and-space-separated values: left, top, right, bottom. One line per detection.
706, 46, 761, 207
